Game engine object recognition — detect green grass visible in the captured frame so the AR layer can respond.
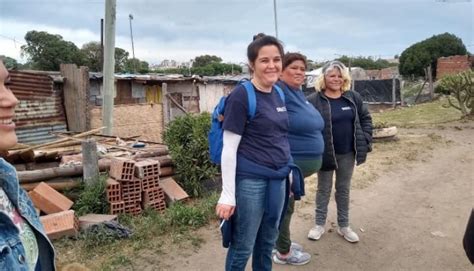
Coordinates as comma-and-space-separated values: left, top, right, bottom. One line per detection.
55, 192, 219, 270
372, 97, 462, 128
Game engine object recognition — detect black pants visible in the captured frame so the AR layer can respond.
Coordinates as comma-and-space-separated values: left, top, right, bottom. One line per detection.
463, 209, 474, 264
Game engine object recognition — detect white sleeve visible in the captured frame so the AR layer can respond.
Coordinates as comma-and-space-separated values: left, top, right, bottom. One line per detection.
217, 130, 241, 206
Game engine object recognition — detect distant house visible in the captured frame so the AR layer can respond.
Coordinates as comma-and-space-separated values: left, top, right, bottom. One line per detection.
365, 66, 399, 80
436, 55, 473, 79
87, 72, 202, 143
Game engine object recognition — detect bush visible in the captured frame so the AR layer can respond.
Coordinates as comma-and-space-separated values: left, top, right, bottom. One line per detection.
73, 174, 108, 216
438, 70, 474, 117
163, 113, 217, 197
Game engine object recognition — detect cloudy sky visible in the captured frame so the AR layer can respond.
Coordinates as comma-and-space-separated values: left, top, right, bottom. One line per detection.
0, 0, 472, 65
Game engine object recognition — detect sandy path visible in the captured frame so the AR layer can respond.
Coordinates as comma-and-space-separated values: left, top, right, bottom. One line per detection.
147, 123, 473, 271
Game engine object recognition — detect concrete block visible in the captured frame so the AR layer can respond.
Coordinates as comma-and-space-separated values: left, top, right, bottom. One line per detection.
109, 158, 135, 181
109, 201, 125, 215
134, 159, 160, 179
124, 202, 142, 216
142, 175, 160, 191
78, 214, 118, 230
106, 178, 122, 202
142, 199, 166, 213
159, 177, 189, 202
143, 187, 165, 204
40, 210, 78, 240
29, 182, 74, 214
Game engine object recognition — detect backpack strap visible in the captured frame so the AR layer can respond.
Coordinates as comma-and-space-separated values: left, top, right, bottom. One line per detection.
242, 81, 257, 119
273, 84, 285, 103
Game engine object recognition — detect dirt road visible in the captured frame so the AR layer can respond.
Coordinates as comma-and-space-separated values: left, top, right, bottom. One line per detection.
152, 122, 473, 271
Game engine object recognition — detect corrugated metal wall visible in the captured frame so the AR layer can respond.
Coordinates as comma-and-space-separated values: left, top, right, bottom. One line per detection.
10, 71, 67, 145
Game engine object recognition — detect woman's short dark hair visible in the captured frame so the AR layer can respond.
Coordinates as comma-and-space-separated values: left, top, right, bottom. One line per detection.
247, 33, 284, 64
283, 52, 307, 70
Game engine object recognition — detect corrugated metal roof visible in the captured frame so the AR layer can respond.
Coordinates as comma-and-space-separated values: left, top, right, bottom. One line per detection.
89, 72, 202, 82
9, 70, 67, 145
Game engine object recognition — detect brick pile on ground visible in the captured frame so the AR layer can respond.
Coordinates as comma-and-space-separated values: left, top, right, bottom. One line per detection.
29, 182, 79, 240
107, 157, 166, 215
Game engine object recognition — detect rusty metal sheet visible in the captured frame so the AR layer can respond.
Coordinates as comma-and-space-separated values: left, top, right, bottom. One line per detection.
9, 71, 67, 145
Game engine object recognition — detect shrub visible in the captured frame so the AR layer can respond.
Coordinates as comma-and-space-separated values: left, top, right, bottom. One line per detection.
163, 113, 217, 197
73, 174, 108, 216
438, 70, 474, 117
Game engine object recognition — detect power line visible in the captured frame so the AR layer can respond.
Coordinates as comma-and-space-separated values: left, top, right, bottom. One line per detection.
0, 34, 25, 46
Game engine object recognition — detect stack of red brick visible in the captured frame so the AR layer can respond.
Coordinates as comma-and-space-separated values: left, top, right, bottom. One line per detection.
107, 158, 166, 215
29, 182, 78, 240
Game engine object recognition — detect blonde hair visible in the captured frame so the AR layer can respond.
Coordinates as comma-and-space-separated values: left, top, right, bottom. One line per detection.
314, 61, 352, 92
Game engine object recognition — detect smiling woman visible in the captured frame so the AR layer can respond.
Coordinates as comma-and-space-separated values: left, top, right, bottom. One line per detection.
0, 60, 56, 271
0, 61, 18, 150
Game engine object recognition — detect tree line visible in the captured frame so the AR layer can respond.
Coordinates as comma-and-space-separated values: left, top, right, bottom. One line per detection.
1, 31, 470, 79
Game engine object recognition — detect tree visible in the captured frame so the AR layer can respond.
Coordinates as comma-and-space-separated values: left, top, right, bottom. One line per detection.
335, 55, 396, 70
0, 55, 19, 69
193, 55, 222, 68
437, 70, 473, 117
124, 58, 149, 74
114, 47, 129, 73
21, 30, 85, 71
81, 41, 131, 73
81, 41, 102, 72
399, 33, 467, 78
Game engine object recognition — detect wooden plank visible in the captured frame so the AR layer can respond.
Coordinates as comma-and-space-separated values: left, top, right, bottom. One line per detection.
60, 64, 90, 132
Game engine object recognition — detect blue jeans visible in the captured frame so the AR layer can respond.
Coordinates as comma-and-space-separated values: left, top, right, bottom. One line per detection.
316, 152, 355, 227
225, 178, 285, 271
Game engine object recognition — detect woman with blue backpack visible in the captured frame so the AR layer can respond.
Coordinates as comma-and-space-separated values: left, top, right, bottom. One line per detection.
215, 34, 301, 271
272, 52, 325, 266
0, 60, 56, 270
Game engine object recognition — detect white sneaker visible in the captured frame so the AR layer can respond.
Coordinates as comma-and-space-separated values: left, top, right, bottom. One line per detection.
337, 227, 359, 243
307, 225, 325, 240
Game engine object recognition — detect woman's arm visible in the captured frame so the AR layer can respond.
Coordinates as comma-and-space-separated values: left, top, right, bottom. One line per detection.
216, 130, 241, 220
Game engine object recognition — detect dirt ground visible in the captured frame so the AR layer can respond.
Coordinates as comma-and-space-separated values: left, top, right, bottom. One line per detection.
134, 121, 474, 271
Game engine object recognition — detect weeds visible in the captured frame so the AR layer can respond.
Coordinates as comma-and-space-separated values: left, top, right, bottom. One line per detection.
73, 173, 108, 216
55, 192, 219, 269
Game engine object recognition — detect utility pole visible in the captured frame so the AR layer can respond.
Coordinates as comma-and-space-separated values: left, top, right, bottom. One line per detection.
273, 0, 279, 38
129, 14, 136, 73
100, 18, 104, 71
103, 0, 116, 136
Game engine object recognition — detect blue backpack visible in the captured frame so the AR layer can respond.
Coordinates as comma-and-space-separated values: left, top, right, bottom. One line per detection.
208, 80, 285, 164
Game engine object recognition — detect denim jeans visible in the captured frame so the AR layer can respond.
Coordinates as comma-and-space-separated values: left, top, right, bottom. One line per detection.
225, 177, 285, 271
275, 158, 321, 254
315, 152, 355, 227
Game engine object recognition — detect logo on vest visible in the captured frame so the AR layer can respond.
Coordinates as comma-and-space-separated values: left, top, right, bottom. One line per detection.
276, 106, 287, 112
341, 106, 351, 111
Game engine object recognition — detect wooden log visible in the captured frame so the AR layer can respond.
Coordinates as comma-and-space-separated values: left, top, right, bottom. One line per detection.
82, 139, 99, 186
160, 166, 174, 177
132, 148, 169, 159
18, 159, 172, 183
14, 162, 60, 171
21, 178, 80, 191
135, 155, 173, 167
18, 159, 111, 183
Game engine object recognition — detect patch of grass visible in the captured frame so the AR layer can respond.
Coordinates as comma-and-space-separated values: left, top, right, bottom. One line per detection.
73, 173, 108, 216
56, 192, 219, 269
372, 97, 462, 128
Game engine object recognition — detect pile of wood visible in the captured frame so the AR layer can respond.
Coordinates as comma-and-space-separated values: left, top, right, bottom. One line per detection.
1, 128, 175, 192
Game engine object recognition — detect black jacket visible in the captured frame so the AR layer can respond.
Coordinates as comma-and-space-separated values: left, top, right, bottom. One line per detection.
307, 90, 373, 171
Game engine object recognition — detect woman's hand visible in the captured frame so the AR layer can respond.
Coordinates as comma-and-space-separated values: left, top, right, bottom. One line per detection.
216, 203, 235, 220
